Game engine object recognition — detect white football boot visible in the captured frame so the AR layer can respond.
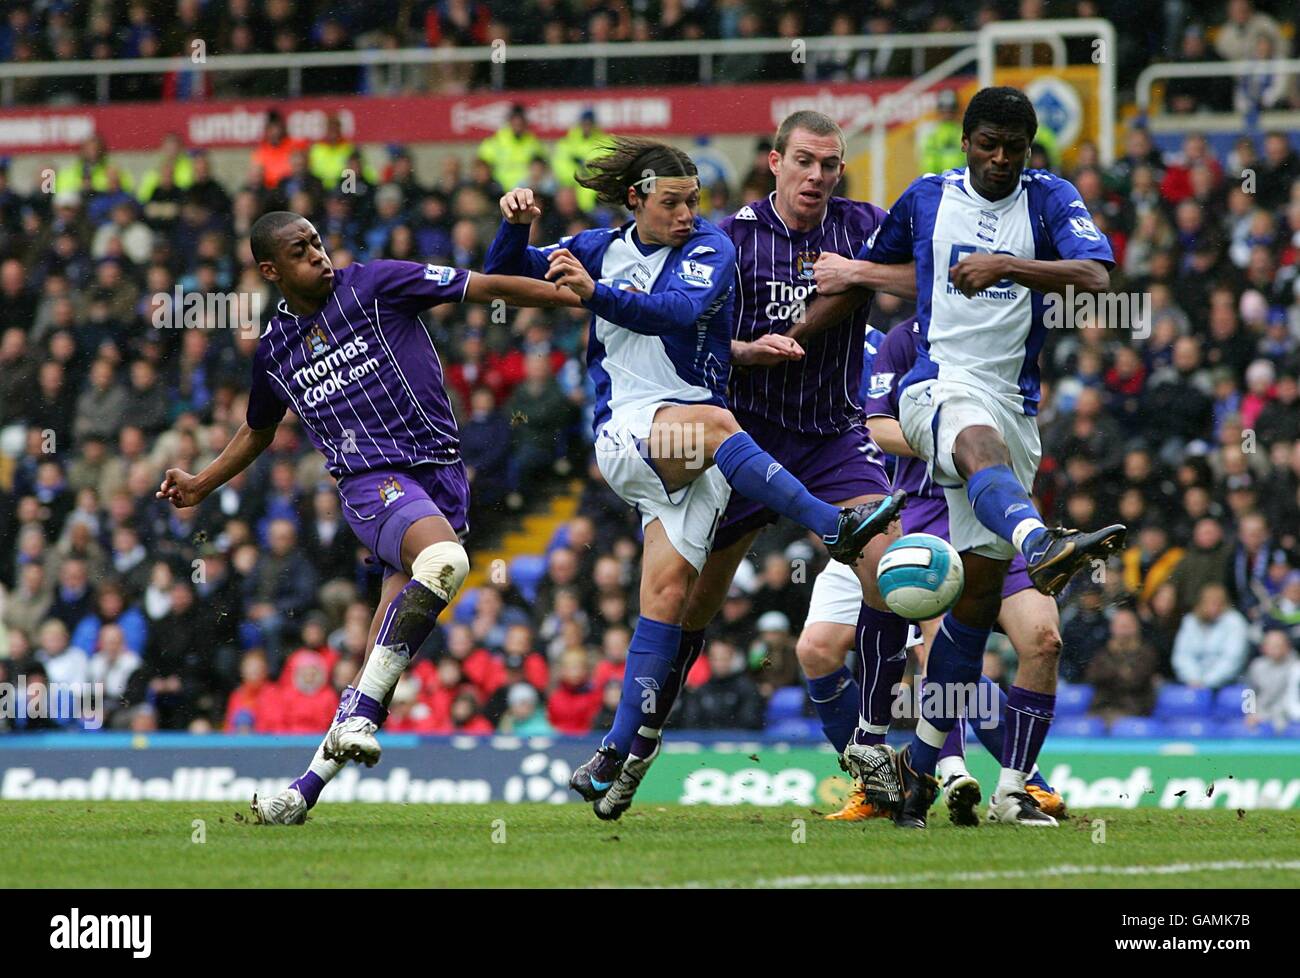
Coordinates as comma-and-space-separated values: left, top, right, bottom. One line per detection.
987, 789, 1059, 826
321, 715, 381, 767
251, 787, 308, 825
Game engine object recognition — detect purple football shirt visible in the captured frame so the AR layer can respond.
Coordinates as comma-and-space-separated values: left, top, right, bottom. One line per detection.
246, 259, 470, 477
719, 193, 886, 434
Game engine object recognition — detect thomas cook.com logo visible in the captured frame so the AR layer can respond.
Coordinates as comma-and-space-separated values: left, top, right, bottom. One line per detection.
50, 909, 151, 958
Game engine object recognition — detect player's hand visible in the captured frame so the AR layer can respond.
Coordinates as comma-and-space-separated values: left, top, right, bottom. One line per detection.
949, 252, 1010, 297
734, 334, 804, 367
546, 249, 595, 300
156, 468, 206, 509
500, 188, 542, 224
813, 252, 861, 295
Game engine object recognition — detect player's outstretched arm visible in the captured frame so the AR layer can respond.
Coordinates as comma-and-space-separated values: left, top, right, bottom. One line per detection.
157, 422, 276, 509
949, 255, 1109, 299
465, 272, 584, 309
814, 254, 918, 301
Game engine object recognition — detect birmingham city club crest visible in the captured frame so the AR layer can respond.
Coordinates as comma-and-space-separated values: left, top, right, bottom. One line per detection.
796, 248, 818, 281
378, 476, 405, 507
306, 324, 329, 358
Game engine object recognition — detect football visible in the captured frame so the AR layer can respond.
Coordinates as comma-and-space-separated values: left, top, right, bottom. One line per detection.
877, 533, 965, 621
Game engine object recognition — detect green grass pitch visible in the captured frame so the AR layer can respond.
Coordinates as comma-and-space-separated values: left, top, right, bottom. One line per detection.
2, 802, 1298, 888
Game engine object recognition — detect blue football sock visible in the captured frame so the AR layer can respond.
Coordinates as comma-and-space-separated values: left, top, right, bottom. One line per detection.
908, 614, 990, 776
966, 465, 1049, 558
629, 629, 705, 758
967, 674, 1007, 760
602, 616, 681, 763
807, 666, 859, 754
714, 431, 839, 538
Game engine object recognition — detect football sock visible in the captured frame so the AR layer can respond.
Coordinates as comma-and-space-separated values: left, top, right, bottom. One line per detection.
291, 688, 359, 808
850, 603, 910, 746
966, 465, 1048, 558
356, 579, 447, 705
1000, 685, 1055, 794
936, 719, 968, 783
967, 675, 1007, 760
908, 613, 990, 776
602, 616, 680, 762
713, 431, 840, 537
629, 628, 705, 758
806, 665, 859, 754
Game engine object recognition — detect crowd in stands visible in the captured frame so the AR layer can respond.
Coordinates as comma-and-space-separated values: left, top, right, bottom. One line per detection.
0, 1, 1295, 98
0, 3, 1299, 737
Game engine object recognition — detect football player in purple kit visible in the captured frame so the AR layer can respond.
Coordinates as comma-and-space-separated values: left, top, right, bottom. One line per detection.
801, 317, 1068, 826
484, 137, 902, 819
157, 211, 586, 825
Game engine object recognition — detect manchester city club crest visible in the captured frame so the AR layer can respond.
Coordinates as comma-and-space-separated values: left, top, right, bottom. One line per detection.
306, 324, 329, 358
378, 476, 405, 507
796, 248, 818, 281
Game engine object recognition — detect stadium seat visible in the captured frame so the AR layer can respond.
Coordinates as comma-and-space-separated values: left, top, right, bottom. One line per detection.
1054, 682, 1093, 717
764, 717, 821, 741
1152, 684, 1213, 721
1051, 716, 1107, 737
547, 524, 571, 553
1218, 718, 1276, 738
1212, 685, 1250, 722
1163, 718, 1214, 739
1108, 716, 1165, 738
508, 555, 548, 602
765, 686, 807, 723
452, 588, 481, 624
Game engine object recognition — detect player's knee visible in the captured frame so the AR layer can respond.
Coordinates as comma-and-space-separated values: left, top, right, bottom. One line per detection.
1023, 623, 1063, 669
410, 541, 470, 602
701, 407, 742, 450
796, 628, 845, 678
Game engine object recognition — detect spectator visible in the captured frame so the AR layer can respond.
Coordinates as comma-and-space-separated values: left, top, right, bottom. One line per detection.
224, 649, 283, 733
1058, 582, 1111, 681
86, 621, 142, 727
275, 650, 336, 733
250, 111, 309, 190
241, 519, 318, 669
679, 639, 765, 730
34, 618, 89, 689
508, 352, 576, 490
1084, 608, 1160, 722
499, 682, 555, 735
1172, 583, 1251, 689
71, 579, 148, 658
448, 688, 495, 733
477, 104, 542, 194
547, 649, 602, 734
1245, 629, 1300, 728
73, 360, 130, 445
